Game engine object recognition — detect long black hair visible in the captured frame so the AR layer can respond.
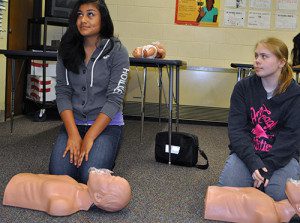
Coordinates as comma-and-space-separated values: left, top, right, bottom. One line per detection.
58, 0, 114, 73
291, 33, 300, 66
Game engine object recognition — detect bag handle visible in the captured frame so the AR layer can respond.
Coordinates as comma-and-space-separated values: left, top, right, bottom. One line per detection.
196, 148, 209, 169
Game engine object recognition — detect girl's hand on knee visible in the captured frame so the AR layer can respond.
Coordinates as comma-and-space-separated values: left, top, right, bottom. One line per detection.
252, 169, 264, 182
254, 179, 262, 188
263, 179, 269, 187
63, 134, 82, 166
253, 178, 269, 189
252, 168, 269, 188
77, 136, 94, 167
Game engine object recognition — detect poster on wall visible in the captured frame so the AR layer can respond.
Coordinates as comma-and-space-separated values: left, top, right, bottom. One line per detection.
224, 9, 246, 27
0, 0, 8, 34
248, 11, 271, 29
225, 0, 247, 8
175, 0, 220, 27
250, 0, 271, 9
277, 0, 298, 11
275, 12, 297, 29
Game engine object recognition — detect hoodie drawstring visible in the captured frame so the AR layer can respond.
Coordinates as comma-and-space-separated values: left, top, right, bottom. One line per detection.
64, 39, 110, 87
65, 69, 69, 85
90, 39, 110, 87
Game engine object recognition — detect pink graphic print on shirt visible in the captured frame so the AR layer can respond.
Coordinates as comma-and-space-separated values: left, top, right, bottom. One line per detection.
250, 104, 277, 152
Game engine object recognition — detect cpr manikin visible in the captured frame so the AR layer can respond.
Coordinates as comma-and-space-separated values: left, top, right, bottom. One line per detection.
204, 179, 300, 223
3, 168, 132, 216
132, 41, 166, 59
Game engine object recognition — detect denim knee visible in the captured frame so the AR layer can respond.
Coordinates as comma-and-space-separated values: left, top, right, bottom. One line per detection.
265, 158, 300, 201
264, 185, 285, 201
218, 153, 253, 187
50, 125, 123, 184
49, 125, 78, 178
78, 125, 123, 183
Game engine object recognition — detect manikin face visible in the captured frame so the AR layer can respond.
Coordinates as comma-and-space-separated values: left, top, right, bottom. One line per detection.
254, 43, 285, 81
87, 169, 131, 212
76, 3, 101, 39
132, 47, 143, 58
286, 179, 300, 215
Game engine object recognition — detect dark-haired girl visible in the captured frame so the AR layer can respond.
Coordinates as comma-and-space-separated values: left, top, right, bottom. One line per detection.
49, 0, 129, 184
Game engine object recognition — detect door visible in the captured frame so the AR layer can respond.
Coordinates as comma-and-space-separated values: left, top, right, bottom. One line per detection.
5, 0, 34, 119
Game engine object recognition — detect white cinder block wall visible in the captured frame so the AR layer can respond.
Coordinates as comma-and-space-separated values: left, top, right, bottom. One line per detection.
107, 0, 299, 67
106, 0, 300, 109
1, 1, 299, 118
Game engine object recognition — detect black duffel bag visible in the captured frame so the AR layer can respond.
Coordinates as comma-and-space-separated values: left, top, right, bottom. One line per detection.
155, 131, 209, 169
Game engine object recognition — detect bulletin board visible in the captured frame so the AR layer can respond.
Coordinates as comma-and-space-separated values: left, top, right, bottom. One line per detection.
223, 0, 298, 30
175, 0, 299, 30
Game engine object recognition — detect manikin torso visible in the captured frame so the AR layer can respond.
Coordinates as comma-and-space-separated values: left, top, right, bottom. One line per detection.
3, 173, 91, 216
3, 169, 132, 216
204, 183, 298, 223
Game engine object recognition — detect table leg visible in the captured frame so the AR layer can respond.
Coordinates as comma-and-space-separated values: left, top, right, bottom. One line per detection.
140, 67, 147, 142
10, 59, 16, 134
41, 19, 48, 117
42, 59, 46, 107
176, 66, 180, 132
158, 67, 163, 129
168, 65, 173, 165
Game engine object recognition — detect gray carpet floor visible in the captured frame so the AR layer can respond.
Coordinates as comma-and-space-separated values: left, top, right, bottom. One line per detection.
0, 116, 230, 223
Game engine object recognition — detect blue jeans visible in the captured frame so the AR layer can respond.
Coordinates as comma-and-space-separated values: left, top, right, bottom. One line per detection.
218, 153, 300, 201
49, 124, 123, 184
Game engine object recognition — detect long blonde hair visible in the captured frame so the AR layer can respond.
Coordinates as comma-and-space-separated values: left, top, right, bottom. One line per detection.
255, 37, 293, 95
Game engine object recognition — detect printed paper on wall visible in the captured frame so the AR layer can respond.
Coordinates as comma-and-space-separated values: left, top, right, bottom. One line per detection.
225, 0, 247, 8
224, 9, 246, 27
277, 0, 298, 10
248, 11, 271, 29
275, 12, 297, 29
250, 0, 271, 9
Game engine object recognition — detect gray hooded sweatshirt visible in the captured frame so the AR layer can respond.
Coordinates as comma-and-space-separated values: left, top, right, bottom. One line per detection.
55, 37, 130, 123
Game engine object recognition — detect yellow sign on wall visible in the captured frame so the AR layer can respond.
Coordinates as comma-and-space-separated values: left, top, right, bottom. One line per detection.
175, 0, 219, 27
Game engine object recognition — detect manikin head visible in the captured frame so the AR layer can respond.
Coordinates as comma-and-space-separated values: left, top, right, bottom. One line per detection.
286, 178, 300, 216
87, 168, 132, 212
132, 47, 143, 58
